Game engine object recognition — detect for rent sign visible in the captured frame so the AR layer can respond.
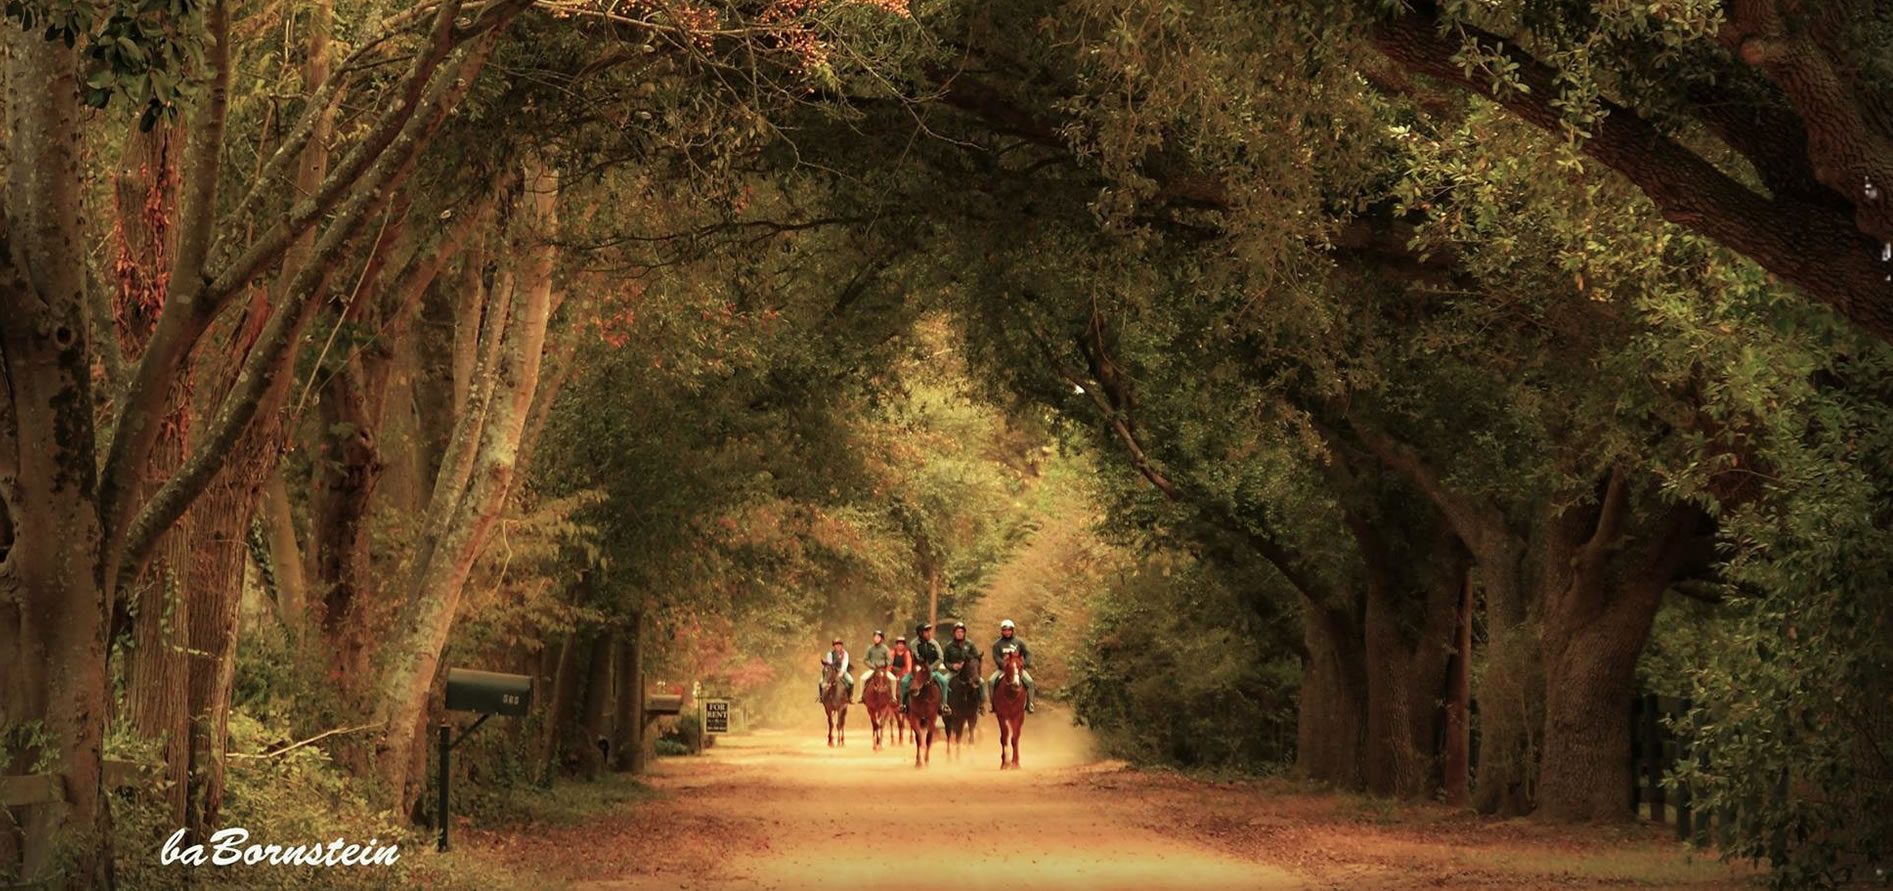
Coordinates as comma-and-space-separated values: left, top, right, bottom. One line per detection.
703, 699, 731, 735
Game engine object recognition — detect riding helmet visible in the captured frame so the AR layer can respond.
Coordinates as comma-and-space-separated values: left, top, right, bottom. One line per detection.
832, 637, 843, 644
916, 622, 931, 634
1000, 619, 1016, 630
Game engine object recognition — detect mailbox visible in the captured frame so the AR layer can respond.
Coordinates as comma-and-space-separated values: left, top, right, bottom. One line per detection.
444, 668, 532, 716
644, 693, 683, 717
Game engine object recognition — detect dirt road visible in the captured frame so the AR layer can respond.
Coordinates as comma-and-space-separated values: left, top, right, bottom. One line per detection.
465, 707, 1747, 890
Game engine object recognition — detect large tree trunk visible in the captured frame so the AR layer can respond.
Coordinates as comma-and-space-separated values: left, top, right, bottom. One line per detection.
1469, 560, 1542, 817
175, 278, 297, 836
538, 635, 581, 783
578, 630, 616, 779
180, 467, 263, 836
1440, 572, 1474, 808
0, 26, 110, 885
258, 469, 309, 632
111, 125, 194, 829
1345, 419, 1544, 815
1356, 520, 1464, 799
1536, 499, 1701, 821
369, 160, 559, 813
609, 613, 645, 773
311, 360, 385, 693
1294, 601, 1367, 788
1536, 600, 1648, 821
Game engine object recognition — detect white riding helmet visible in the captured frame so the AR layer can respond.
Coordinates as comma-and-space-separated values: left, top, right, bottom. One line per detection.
999, 619, 1015, 630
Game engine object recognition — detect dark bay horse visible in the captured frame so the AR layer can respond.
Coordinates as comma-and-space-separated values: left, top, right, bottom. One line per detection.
990, 649, 1027, 769
861, 668, 898, 750
943, 655, 982, 759
905, 670, 941, 768
821, 663, 849, 747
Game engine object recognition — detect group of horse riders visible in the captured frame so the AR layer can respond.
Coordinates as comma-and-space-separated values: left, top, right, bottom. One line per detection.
818, 619, 1036, 716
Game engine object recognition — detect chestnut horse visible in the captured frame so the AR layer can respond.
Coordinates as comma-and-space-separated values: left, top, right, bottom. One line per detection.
821, 663, 849, 747
990, 648, 1027, 769
904, 669, 941, 768
943, 655, 982, 759
861, 668, 898, 750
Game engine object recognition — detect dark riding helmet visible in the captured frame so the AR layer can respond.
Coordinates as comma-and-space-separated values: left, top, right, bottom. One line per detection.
915, 622, 931, 634
872, 629, 884, 638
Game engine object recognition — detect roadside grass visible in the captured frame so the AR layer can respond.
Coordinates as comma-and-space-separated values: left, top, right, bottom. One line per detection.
1452, 843, 1744, 886
463, 771, 661, 828
1089, 765, 1755, 888
410, 772, 663, 889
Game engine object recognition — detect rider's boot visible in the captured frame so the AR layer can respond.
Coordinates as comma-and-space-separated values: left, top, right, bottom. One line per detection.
1026, 690, 1036, 714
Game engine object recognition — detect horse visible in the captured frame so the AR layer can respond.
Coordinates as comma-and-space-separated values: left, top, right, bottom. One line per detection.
861, 668, 898, 751
821, 662, 849, 747
904, 669, 941, 768
990, 648, 1027, 769
943, 655, 982, 759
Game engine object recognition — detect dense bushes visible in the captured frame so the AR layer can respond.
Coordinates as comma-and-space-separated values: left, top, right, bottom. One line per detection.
110, 708, 424, 890
1068, 557, 1300, 771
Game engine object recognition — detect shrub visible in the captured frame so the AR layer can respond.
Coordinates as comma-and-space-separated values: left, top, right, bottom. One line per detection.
1068, 558, 1299, 771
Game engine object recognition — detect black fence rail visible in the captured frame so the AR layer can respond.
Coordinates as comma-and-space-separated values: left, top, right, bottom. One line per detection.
1631, 692, 1771, 846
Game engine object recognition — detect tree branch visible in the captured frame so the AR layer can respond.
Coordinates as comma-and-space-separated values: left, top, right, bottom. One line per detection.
115, 34, 510, 584
1370, 1, 1893, 343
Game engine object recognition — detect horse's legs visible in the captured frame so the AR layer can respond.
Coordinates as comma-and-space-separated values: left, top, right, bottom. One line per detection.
1011, 719, 1021, 767
838, 707, 846, 746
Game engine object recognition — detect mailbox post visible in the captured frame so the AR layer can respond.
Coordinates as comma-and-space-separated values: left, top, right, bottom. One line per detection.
438, 668, 532, 852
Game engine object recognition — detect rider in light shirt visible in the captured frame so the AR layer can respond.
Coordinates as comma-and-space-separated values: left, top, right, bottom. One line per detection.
987, 619, 1036, 714
818, 638, 852, 703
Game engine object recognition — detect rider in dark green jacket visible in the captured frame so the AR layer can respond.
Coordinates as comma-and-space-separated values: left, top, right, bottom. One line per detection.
861, 631, 893, 697
940, 622, 985, 714
901, 622, 953, 716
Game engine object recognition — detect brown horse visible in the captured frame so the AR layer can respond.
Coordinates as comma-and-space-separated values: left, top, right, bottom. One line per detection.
943, 655, 982, 760
990, 648, 1027, 769
861, 669, 898, 750
904, 670, 941, 768
821, 663, 849, 747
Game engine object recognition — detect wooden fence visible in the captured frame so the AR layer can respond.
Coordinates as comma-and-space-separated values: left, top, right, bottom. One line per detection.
1629, 692, 1785, 846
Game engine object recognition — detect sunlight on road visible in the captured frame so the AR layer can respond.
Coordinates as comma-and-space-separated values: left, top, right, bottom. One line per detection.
576, 707, 1302, 890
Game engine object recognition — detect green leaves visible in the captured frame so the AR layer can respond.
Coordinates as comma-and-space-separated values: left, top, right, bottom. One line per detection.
6, 0, 206, 126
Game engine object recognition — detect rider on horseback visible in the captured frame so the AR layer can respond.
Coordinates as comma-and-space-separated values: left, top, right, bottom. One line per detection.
862, 630, 893, 692
941, 622, 984, 715
889, 634, 915, 684
901, 622, 953, 716
818, 638, 853, 703
987, 619, 1036, 714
